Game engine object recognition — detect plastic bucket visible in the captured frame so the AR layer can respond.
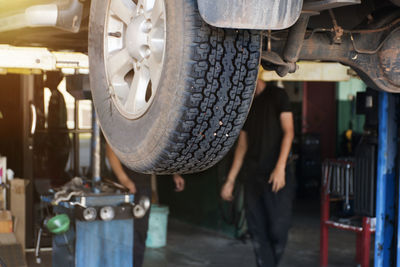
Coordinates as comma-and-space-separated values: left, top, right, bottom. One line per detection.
145, 204, 169, 248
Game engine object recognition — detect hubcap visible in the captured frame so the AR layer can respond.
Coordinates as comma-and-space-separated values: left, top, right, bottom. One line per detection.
105, 0, 166, 119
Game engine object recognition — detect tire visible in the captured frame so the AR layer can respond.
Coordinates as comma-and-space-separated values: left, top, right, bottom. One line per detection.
89, 0, 261, 174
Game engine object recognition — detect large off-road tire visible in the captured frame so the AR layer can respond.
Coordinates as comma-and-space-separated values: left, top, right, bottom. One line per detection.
89, 0, 261, 174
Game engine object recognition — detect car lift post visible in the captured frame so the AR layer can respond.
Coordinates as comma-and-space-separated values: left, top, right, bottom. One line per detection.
374, 92, 398, 267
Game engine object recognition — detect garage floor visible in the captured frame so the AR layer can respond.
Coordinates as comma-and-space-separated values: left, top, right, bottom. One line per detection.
143, 199, 371, 267
26, 199, 372, 267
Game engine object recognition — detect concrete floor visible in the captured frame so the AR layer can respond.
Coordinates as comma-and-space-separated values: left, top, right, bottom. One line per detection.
26, 199, 372, 267
143, 200, 369, 267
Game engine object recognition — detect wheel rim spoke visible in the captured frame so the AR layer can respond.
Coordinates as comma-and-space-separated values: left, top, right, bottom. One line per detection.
110, 0, 135, 24
149, 26, 164, 61
145, 55, 161, 90
150, 0, 163, 24
108, 48, 133, 79
113, 83, 130, 102
137, 0, 152, 15
124, 66, 150, 113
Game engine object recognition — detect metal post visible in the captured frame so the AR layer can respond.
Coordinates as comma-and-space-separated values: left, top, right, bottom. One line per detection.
91, 106, 101, 193
374, 92, 397, 267
360, 217, 371, 267
356, 232, 362, 264
73, 99, 80, 177
21, 74, 35, 248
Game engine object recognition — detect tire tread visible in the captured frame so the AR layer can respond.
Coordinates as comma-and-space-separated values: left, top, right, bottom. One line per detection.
155, 1, 261, 173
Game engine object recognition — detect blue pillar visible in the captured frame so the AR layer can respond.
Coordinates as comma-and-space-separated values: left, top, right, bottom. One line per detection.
398, 158, 400, 267
374, 92, 397, 267
397, 95, 400, 267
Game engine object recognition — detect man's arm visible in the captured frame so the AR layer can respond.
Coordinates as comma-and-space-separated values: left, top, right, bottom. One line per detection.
221, 131, 248, 201
106, 144, 136, 193
268, 112, 294, 192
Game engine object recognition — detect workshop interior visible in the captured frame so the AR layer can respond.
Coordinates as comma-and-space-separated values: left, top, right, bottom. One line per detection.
0, 0, 400, 267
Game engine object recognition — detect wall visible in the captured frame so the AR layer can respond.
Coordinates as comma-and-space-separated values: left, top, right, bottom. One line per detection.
0, 74, 23, 177
336, 78, 366, 156
157, 154, 238, 238
302, 82, 337, 159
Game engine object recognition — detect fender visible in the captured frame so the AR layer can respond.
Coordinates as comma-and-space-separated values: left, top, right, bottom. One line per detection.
197, 0, 303, 30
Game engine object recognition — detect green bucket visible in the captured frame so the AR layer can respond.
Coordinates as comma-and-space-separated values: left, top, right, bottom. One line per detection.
146, 205, 169, 248
46, 214, 70, 235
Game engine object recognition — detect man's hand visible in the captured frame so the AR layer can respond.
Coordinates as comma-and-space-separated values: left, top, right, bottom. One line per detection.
106, 143, 137, 194
173, 174, 185, 192
268, 111, 293, 193
221, 180, 235, 201
268, 166, 286, 193
124, 179, 137, 194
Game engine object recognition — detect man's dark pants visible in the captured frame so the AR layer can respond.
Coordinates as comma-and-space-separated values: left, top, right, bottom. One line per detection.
244, 167, 295, 267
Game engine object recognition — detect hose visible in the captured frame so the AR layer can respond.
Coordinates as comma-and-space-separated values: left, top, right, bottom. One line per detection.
350, 27, 400, 54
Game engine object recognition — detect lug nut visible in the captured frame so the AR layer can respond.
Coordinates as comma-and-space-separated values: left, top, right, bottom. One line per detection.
145, 48, 151, 57
143, 20, 152, 33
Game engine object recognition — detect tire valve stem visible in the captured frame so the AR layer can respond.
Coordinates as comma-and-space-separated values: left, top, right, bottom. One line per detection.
108, 32, 122, 38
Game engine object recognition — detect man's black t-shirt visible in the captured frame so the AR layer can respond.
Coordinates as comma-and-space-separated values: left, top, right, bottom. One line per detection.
242, 86, 292, 179
122, 165, 151, 193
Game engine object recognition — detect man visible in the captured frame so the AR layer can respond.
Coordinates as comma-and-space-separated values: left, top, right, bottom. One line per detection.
45, 71, 71, 185
106, 144, 185, 267
221, 77, 295, 267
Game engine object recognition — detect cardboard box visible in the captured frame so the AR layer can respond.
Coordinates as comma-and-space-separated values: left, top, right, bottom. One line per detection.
10, 179, 29, 251
0, 210, 12, 233
0, 233, 18, 245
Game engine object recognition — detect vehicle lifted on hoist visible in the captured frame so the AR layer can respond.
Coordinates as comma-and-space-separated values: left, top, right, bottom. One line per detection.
0, 0, 399, 174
